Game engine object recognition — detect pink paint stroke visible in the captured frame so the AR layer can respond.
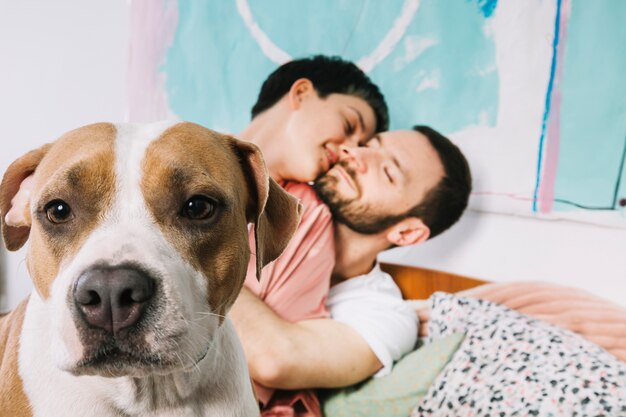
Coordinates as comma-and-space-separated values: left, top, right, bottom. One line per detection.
539, 0, 571, 213
127, 0, 178, 122
472, 191, 535, 202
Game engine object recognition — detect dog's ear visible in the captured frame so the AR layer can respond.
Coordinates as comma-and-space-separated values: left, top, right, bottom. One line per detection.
230, 138, 302, 280
1, 144, 51, 251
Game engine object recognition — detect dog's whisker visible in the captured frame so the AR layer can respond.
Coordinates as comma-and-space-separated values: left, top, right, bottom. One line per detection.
184, 352, 202, 373
174, 351, 185, 369
195, 311, 226, 319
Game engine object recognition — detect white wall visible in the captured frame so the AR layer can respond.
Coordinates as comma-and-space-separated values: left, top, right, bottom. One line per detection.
380, 210, 626, 307
1, 1, 624, 311
0, 0, 129, 309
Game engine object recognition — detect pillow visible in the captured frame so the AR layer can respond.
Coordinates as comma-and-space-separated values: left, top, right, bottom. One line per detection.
320, 333, 464, 417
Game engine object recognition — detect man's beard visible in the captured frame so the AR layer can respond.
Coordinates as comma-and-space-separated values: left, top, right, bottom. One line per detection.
314, 162, 404, 235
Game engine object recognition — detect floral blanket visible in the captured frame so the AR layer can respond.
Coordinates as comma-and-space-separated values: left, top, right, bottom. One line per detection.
411, 293, 626, 417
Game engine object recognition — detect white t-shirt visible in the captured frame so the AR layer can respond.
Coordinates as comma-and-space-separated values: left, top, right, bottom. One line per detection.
326, 264, 418, 377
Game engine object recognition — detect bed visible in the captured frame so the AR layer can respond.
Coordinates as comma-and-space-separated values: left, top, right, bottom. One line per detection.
321, 263, 626, 417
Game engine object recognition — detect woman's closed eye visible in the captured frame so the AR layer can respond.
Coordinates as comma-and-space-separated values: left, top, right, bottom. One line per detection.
344, 118, 356, 136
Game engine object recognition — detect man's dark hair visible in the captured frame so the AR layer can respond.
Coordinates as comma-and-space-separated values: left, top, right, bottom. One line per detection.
407, 125, 472, 239
251, 55, 389, 132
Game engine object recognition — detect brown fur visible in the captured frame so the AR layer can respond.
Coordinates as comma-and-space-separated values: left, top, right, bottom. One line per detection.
0, 299, 32, 417
232, 140, 304, 281
1, 144, 51, 251
1, 123, 118, 299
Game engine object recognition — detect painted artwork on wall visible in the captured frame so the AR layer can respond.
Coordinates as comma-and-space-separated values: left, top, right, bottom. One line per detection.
128, 0, 626, 227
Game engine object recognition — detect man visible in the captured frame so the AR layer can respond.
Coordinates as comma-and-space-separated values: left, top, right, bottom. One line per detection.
231, 126, 472, 413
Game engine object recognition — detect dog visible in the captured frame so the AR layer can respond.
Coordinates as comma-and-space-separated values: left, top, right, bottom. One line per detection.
0, 121, 302, 416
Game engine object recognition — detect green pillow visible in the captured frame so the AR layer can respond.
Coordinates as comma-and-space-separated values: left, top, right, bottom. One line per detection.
320, 333, 465, 417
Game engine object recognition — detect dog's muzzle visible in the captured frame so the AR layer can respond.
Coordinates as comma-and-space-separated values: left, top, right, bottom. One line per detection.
73, 266, 155, 335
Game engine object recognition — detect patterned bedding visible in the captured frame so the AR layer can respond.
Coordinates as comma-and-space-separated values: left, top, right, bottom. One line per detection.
411, 293, 626, 417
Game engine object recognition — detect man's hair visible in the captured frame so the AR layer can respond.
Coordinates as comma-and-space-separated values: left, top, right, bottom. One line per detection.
251, 55, 389, 132
407, 125, 472, 239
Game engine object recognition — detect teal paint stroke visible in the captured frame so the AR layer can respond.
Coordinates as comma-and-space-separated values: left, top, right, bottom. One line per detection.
163, 0, 498, 135
553, 0, 626, 211
163, 1, 277, 132
370, 0, 499, 132
470, 0, 498, 18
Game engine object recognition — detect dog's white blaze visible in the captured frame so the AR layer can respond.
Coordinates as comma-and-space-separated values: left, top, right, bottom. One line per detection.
114, 122, 173, 221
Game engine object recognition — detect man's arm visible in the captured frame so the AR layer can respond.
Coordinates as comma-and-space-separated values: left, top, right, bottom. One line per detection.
230, 287, 382, 389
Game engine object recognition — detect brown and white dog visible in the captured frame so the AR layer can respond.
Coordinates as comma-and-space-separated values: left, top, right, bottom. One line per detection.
0, 122, 302, 416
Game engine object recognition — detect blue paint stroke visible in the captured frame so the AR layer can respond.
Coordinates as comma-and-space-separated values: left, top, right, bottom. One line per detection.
532, 0, 562, 212
470, 0, 498, 18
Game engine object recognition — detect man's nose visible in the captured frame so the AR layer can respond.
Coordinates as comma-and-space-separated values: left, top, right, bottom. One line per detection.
338, 145, 367, 173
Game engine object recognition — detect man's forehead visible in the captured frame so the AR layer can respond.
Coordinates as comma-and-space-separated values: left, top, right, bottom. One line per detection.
381, 130, 444, 186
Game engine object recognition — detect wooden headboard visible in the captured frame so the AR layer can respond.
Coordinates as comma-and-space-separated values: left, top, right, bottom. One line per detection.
380, 262, 488, 300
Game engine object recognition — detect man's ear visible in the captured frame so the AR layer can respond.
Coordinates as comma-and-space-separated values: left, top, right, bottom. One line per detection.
1, 144, 51, 251
288, 78, 315, 110
386, 217, 430, 247
230, 137, 303, 280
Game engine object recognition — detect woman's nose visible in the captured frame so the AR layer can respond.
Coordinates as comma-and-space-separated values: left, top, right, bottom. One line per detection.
341, 133, 361, 148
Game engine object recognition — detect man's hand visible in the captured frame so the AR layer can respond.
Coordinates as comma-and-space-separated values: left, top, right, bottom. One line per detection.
230, 287, 382, 389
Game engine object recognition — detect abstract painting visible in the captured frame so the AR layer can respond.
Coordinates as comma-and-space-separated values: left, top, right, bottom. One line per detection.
128, 0, 626, 227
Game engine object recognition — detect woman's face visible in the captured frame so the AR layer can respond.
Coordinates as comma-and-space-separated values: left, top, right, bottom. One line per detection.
281, 88, 377, 183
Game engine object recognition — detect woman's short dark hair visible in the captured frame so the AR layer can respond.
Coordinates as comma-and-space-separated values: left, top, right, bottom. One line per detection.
251, 55, 389, 132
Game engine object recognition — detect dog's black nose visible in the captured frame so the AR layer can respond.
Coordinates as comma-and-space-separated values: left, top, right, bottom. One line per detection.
74, 267, 155, 335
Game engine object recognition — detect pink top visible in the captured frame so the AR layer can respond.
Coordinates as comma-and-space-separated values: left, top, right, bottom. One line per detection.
244, 182, 335, 415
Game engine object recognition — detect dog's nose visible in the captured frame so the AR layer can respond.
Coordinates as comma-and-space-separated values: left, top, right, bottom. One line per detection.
74, 267, 155, 335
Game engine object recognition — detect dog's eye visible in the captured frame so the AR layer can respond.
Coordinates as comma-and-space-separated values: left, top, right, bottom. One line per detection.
45, 200, 73, 224
182, 196, 216, 220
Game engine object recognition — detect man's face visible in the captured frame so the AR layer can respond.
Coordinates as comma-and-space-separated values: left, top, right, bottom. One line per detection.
315, 130, 444, 234
282, 91, 377, 182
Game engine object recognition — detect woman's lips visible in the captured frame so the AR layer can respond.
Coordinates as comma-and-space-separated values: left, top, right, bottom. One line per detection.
324, 146, 338, 169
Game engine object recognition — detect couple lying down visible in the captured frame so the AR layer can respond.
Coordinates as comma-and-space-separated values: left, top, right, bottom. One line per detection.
231, 56, 626, 416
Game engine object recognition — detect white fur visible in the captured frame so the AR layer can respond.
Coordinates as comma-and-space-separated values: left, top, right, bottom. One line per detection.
20, 299, 257, 416
18, 122, 259, 416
